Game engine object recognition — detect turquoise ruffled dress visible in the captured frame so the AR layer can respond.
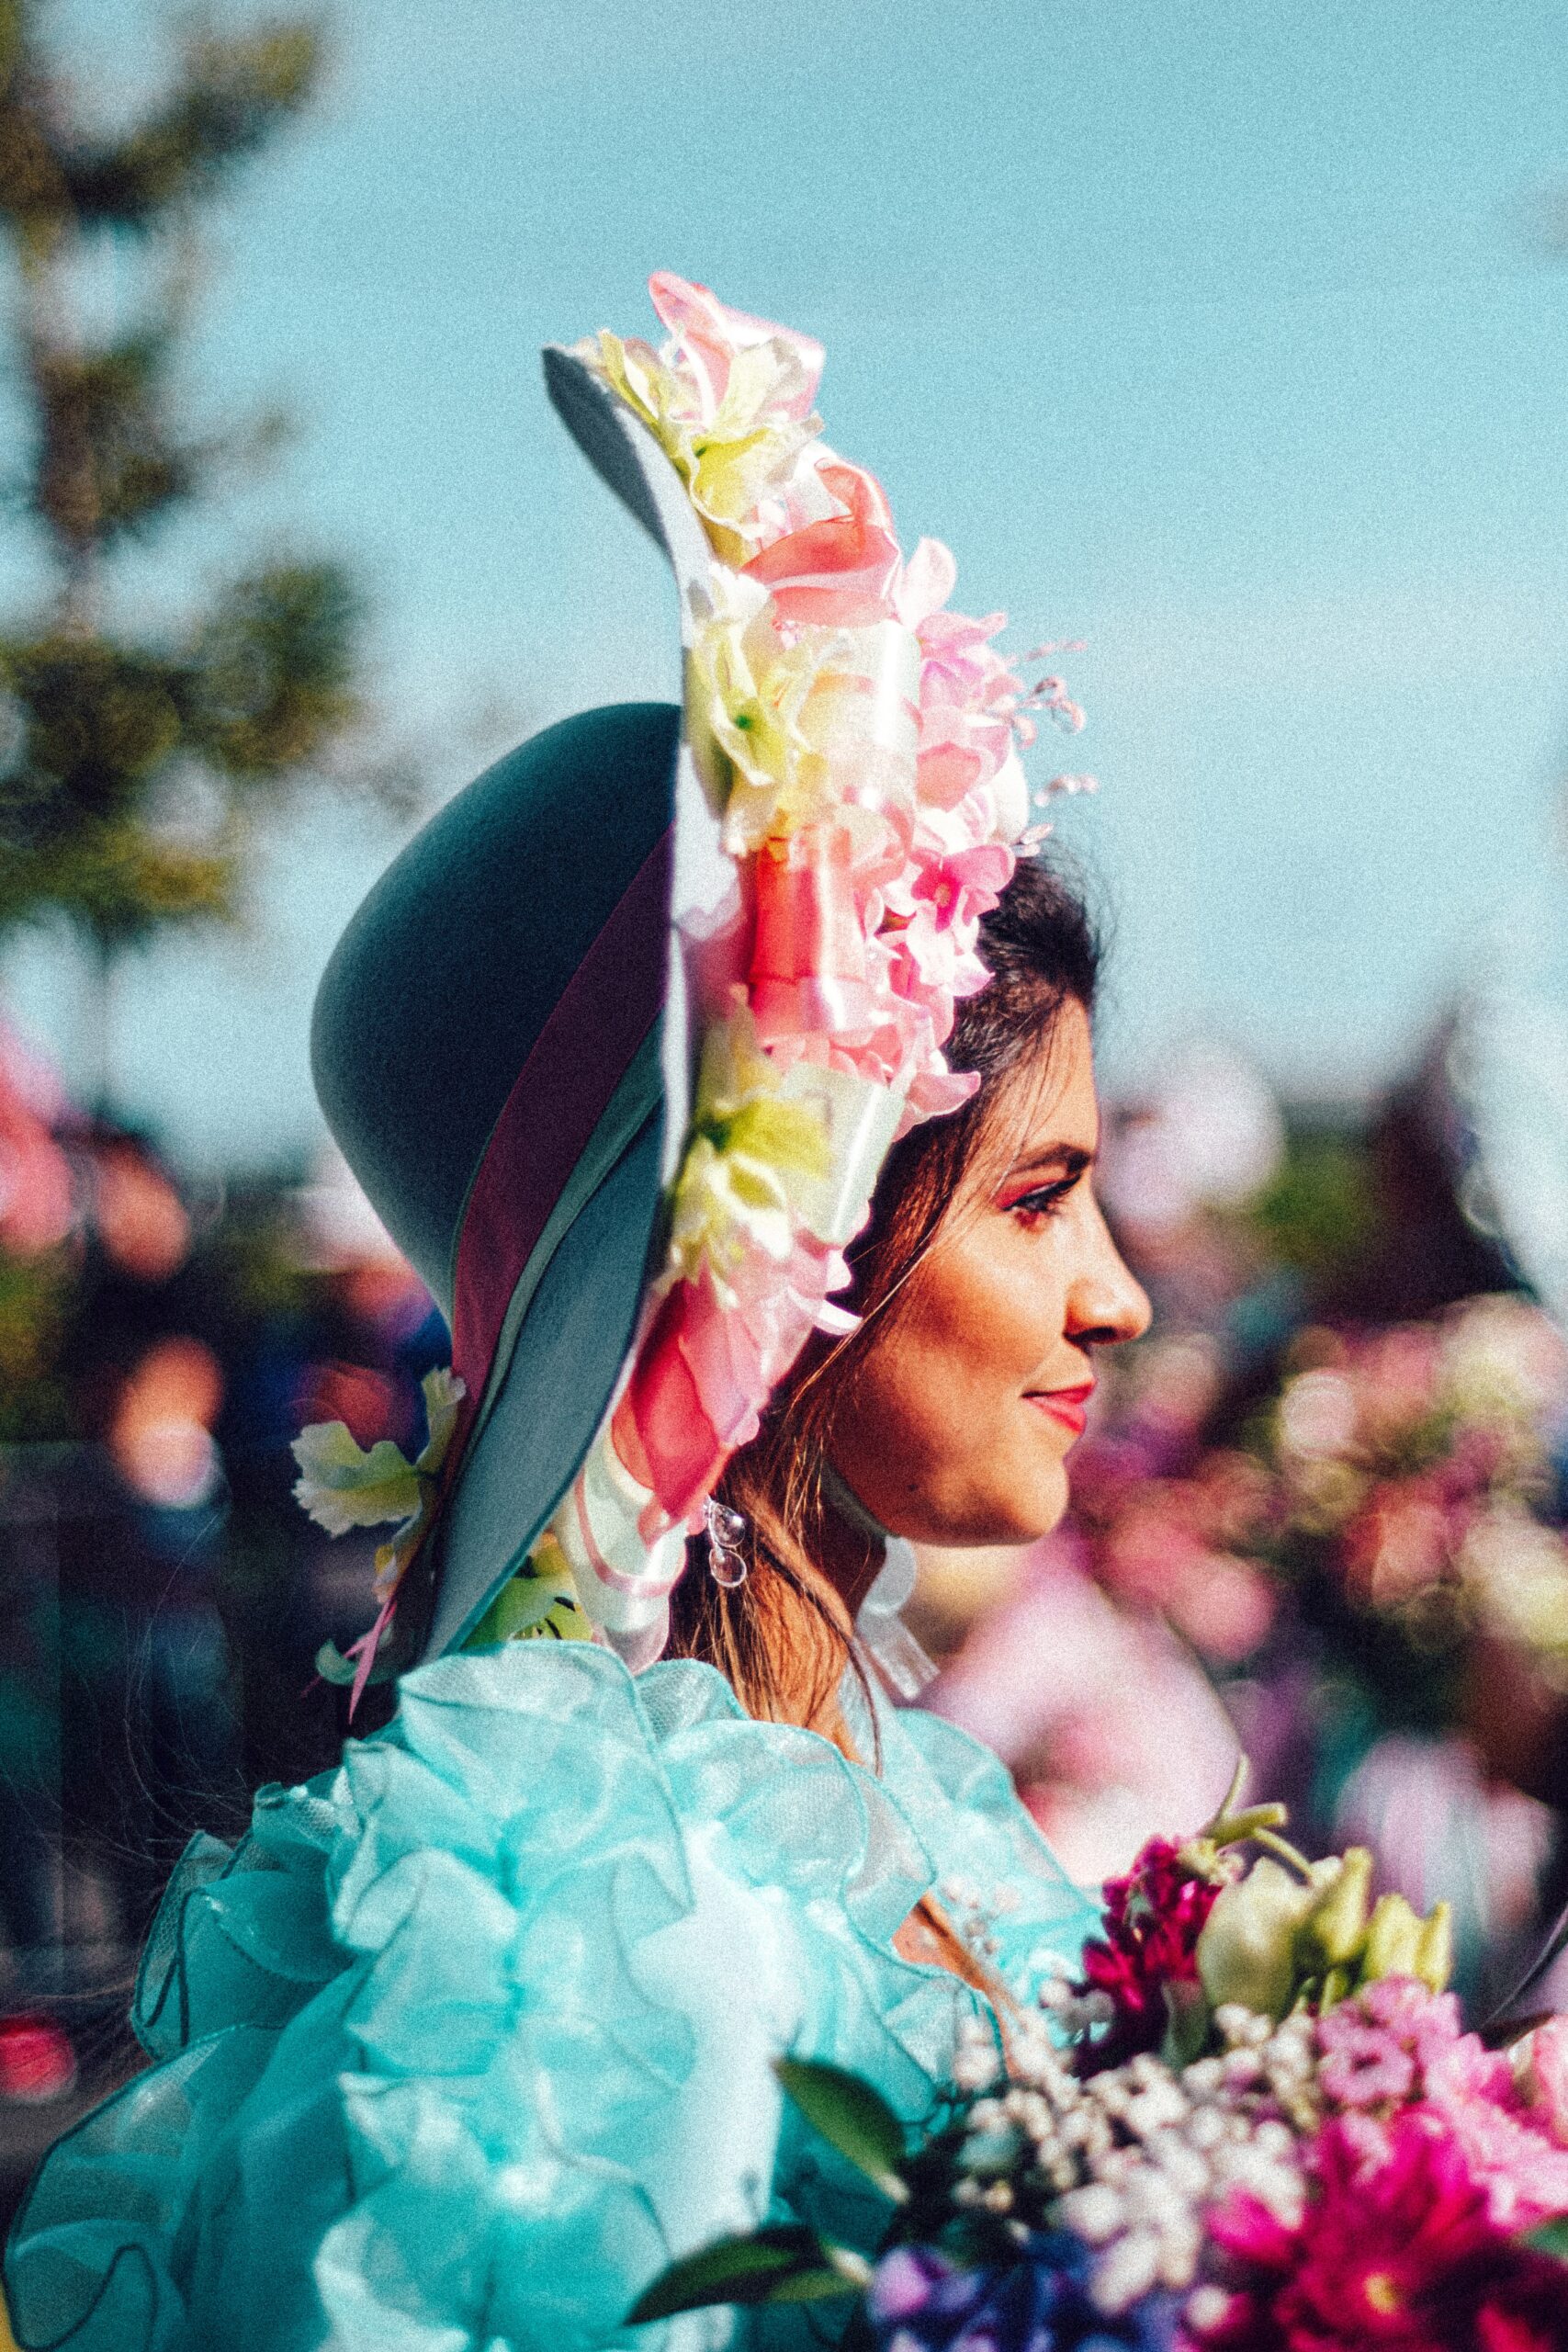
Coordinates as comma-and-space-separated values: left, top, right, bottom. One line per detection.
5, 1641, 1096, 2352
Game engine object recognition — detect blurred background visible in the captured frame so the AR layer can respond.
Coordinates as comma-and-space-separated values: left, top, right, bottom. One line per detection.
1, 0, 1567, 2250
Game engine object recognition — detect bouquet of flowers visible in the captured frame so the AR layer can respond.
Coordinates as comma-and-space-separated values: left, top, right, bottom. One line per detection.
631, 1767, 1568, 2349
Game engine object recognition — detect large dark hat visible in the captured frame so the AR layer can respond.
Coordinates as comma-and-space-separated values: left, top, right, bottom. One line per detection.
310, 347, 726, 1662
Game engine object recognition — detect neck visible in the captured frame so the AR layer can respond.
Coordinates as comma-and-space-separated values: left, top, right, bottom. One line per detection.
815, 1458, 886, 1620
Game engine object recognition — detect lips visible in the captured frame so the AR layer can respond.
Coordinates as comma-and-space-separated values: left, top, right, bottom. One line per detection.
1025, 1381, 1095, 1440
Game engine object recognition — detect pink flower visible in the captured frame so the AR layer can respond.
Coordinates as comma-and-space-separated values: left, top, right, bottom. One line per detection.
1426, 2027, 1568, 2233
1314, 1980, 1568, 2234
893, 536, 1031, 815
1201, 2112, 1555, 2352
741, 458, 903, 626
1316, 2016, 1418, 2109
648, 269, 823, 424
1517, 2018, 1568, 2146
623, 1227, 861, 1532
881, 841, 1015, 1000
897, 841, 1014, 941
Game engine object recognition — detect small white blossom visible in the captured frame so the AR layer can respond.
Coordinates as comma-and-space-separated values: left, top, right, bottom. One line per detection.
1186, 2284, 1236, 2335
1058, 2182, 1123, 2244
1091, 2226, 1163, 2314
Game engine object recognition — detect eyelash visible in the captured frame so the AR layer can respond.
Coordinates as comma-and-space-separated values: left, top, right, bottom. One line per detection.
1004, 1174, 1081, 1224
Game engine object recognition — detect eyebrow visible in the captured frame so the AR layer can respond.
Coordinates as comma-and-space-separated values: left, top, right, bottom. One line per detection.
1003, 1143, 1097, 1182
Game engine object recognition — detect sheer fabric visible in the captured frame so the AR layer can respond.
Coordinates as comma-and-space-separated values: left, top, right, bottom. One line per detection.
6, 1643, 1096, 2352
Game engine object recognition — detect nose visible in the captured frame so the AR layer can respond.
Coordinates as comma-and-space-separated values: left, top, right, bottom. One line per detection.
1064, 1197, 1151, 1350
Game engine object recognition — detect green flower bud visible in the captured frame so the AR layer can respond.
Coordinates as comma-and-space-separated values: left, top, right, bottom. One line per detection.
1299, 1848, 1373, 1970
1198, 1858, 1319, 2022
1359, 1893, 1423, 1985
1414, 1901, 1454, 1994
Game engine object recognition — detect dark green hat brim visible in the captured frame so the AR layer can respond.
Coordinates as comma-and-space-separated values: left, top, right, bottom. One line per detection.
311, 347, 733, 1659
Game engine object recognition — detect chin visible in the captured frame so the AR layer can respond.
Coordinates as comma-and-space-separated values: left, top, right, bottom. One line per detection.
1025, 1464, 1071, 1540
976, 1458, 1071, 1547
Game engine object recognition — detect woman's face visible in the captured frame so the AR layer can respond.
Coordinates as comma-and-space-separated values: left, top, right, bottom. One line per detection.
831, 1001, 1150, 1546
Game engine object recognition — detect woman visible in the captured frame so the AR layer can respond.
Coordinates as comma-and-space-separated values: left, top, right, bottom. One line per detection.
5, 277, 1148, 2352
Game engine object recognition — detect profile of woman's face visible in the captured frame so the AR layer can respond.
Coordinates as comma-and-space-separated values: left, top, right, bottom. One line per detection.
830, 1001, 1150, 1547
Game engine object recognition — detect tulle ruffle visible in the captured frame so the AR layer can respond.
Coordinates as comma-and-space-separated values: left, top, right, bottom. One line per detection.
6, 1644, 1095, 2352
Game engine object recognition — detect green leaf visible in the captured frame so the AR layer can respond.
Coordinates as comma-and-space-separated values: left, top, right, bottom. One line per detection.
769, 2259, 873, 2304
774, 2058, 909, 2202
1159, 1976, 1211, 2068
627, 2226, 867, 2323
1526, 2216, 1568, 2262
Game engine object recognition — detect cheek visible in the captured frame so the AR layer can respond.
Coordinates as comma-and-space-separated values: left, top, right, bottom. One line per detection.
904, 1224, 1063, 1391
849, 1225, 1065, 1471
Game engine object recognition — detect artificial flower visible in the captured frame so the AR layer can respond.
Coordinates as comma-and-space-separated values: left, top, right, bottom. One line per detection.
685, 571, 819, 826
690, 583, 922, 858
742, 457, 903, 627
291, 1365, 464, 1544
581, 273, 831, 566
294, 1366, 467, 1708
667, 1012, 831, 1297
882, 839, 1015, 998
647, 268, 824, 425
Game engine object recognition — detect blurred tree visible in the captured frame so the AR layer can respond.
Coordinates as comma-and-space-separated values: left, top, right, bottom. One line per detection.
0, 2, 390, 1100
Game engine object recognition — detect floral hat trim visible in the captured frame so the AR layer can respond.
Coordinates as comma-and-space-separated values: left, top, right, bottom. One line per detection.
294, 272, 1093, 1700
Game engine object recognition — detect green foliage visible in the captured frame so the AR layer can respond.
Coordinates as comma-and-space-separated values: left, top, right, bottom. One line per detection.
1245, 1130, 1382, 1288
186, 562, 366, 776
0, 1245, 73, 1435
627, 2226, 868, 2324
625, 2061, 909, 2325
0, 3, 385, 960
28, 327, 202, 552
0, 14, 321, 237
775, 2058, 910, 2204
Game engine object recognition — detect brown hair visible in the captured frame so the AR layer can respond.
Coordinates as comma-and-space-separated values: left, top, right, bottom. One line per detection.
665, 854, 1101, 1733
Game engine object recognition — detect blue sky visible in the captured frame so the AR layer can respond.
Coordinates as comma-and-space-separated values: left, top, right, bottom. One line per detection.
6, 0, 1568, 1168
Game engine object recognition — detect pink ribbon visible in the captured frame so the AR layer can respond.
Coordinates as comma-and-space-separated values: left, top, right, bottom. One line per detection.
749, 823, 875, 1041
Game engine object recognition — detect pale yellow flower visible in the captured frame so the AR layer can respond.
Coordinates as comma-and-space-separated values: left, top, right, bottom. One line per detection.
292, 1367, 466, 1599
667, 1014, 830, 1295
686, 576, 827, 841
581, 330, 822, 566
688, 579, 914, 855
1197, 1856, 1339, 2021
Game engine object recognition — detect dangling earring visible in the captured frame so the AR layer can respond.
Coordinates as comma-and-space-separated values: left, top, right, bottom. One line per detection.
704, 1495, 749, 1589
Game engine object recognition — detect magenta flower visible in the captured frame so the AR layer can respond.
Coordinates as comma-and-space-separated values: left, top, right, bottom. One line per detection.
1201, 2112, 1562, 2351
1075, 1837, 1227, 2072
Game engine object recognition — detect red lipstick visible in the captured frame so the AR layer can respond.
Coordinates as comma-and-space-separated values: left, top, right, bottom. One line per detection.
1026, 1381, 1095, 1439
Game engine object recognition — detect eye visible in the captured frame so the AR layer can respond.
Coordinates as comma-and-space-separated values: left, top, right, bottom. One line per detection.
1004, 1172, 1082, 1225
